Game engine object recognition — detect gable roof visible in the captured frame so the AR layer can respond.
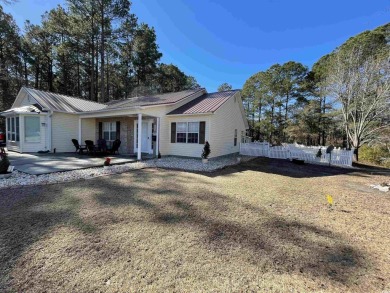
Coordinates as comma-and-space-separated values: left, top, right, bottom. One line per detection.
21, 87, 107, 113
105, 89, 205, 109
167, 90, 240, 115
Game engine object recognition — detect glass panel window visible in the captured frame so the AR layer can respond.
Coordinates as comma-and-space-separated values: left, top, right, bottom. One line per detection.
7, 118, 10, 140
103, 122, 116, 143
187, 122, 199, 143
176, 122, 187, 133
187, 133, 198, 143
16, 117, 20, 141
25, 116, 40, 143
175, 122, 201, 144
11, 118, 15, 141
234, 129, 237, 146
176, 122, 187, 143
177, 133, 186, 143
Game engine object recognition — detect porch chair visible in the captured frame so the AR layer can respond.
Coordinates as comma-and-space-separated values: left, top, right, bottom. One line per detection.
85, 140, 98, 155
110, 139, 121, 155
72, 139, 87, 154
97, 138, 108, 153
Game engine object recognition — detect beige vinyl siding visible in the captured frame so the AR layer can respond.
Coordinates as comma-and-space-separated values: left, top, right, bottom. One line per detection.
165, 115, 211, 158
22, 114, 48, 153
51, 113, 79, 152
210, 92, 247, 158
139, 90, 206, 157
81, 118, 96, 144
139, 106, 170, 156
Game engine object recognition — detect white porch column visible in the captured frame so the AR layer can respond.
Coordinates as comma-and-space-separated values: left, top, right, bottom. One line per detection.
156, 117, 160, 158
78, 117, 82, 143
137, 113, 142, 160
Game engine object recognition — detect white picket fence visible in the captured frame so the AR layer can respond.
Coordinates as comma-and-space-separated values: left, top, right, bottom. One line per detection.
240, 142, 354, 167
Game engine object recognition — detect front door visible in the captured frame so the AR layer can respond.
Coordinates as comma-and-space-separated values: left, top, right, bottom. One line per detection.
135, 120, 152, 153
141, 121, 149, 152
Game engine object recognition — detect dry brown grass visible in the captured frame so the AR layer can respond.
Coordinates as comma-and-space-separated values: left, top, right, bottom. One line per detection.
0, 158, 389, 292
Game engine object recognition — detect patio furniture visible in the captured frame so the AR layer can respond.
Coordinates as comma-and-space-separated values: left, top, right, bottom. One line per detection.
97, 138, 108, 153
85, 140, 98, 155
110, 139, 121, 154
72, 139, 87, 154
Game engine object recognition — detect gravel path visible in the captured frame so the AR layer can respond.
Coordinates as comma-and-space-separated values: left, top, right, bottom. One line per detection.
0, 155, 251, 189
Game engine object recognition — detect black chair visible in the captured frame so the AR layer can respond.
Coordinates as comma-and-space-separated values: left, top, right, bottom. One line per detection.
85, 140, 97, 155
72, 139, 87, 154
97, 138, 108, 153
110, 139, 121, 154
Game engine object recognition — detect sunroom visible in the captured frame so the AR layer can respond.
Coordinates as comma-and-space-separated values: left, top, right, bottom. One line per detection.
2, 105, 49, 153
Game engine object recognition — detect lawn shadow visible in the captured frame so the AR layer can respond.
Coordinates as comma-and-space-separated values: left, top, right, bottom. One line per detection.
0, 167, 370, 290
93, 172, 368, 286
0, 186, 97, 290
203, 157, 371, 179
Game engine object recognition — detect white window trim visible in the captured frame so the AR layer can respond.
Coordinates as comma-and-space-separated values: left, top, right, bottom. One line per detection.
187, 122, 200, 144
175, 122, 200, 144
102, 121, 116, 143
176, 122, 188, 144
6, 116, 20, 142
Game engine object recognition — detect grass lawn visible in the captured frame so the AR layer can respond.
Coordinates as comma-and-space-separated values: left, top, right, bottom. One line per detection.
0, 158, 389, 292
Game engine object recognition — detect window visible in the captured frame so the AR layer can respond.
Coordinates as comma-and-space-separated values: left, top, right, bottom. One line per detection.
16, 117, 19, 141
234, 129, 237, 146
7, 116, 20, 142
11, 118, 15, 141
171, 122, 205, 144
187, 122, 199, 143
176, 122, 187, 143
103, 122, 116, 143
241, 131, 245, 143
175, 122, 200, 144
6, 118, 10, 140
25, 116, 40, 142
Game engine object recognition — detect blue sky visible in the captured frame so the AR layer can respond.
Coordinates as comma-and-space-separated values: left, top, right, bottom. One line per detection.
3, 0, 390, 92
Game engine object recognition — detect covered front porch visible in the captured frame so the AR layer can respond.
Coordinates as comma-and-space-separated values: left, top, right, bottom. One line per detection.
79, 112, 160, 160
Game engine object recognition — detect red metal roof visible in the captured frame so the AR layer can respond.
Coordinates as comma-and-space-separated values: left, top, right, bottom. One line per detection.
167, 90, 239, 115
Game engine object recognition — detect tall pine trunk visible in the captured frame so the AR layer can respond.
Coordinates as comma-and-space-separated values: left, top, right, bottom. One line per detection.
99, 4, 105, 103
90, 15, 95, 101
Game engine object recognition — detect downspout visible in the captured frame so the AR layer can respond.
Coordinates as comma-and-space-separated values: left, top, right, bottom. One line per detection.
45, 109, 53, 152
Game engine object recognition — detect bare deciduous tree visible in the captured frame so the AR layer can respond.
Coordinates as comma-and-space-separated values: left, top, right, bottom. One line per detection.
326, 48, 390, 160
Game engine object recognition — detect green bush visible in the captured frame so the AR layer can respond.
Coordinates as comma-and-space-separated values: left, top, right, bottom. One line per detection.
0, 155, 10, 174
359, 145, 390, 167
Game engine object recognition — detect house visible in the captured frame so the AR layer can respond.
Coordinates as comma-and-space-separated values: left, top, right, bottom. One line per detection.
1, 87, 249, 159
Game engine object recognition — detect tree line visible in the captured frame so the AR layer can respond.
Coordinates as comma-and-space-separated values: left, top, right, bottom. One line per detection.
241, 23, 389, 159
0, 0, 200, 113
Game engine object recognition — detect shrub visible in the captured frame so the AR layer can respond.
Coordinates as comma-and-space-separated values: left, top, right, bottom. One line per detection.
201, 141, 211, 159
360, 145, 390, 167
0, 155, 10, 174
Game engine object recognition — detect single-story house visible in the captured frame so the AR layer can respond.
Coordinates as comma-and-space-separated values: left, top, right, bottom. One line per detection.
1, 87, 249, 159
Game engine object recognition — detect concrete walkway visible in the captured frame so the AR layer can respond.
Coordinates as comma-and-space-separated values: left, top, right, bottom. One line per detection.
8, 152, 138, 175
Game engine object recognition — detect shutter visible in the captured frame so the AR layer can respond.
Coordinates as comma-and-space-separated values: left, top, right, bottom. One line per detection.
171, 122, 176, 143
98, 122, 103, 139
116, 121, 121, 139
199, 121, 206, 144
